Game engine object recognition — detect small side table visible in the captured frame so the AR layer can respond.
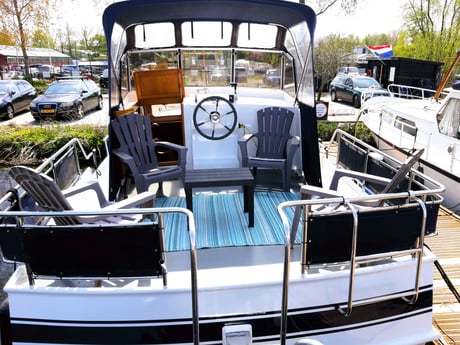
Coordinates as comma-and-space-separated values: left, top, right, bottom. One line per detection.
184, 168, 255, 227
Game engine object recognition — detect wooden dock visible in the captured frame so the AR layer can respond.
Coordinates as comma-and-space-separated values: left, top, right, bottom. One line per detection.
425, 206, 460, 344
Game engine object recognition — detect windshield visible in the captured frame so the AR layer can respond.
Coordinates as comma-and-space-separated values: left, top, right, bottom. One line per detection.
0, 85, 9, 94
45, 82, 80, 95
126, 49, 293, 90
355, 78, 380, 88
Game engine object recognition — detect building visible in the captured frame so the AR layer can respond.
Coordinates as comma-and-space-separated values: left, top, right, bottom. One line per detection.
365, 57, 442, 89
0, 45, 71, 69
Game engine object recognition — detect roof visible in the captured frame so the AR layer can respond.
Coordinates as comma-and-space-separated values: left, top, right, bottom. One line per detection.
102, 0, 316, 50
0, 45, 70, 59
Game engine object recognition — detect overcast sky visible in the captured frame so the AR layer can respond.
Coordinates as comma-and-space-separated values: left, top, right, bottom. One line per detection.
315, 0, 406, 38
60, 0, 406, 40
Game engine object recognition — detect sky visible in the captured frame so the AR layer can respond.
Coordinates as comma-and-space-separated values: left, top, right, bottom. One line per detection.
315, 0, 406, 38
61, 0, 406, 39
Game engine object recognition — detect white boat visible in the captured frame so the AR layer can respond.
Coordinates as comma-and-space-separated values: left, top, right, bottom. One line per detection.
0, 0, 446, 344
360, 78, 460, 214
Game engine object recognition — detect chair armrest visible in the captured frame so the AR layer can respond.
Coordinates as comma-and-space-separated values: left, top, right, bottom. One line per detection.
238, 133, 255, 143
103, 191, 155, 210
238, 134, 255, 167
62, 180, 109, 207
155, 141, 188, 168
291, 184, 345, 242
300, 184, 344, 199
286, 135, 300, 163
112, 149, 140, 174
329, 168, 391, 190
72, 191, 155, 223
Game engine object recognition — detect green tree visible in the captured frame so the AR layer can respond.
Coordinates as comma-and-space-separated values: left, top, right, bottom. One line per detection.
90, 33, 107, 58
314, 34, 360, 99
362, 33, 398, 47
0, 24, 14, 45
399, 0, 460, 76
31, 29, 56, 49
0, 0, 56, 77
63, 24, 75, 60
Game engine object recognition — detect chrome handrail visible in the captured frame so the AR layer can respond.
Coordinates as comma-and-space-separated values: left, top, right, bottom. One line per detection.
326, 129, 445, 194
0, 206, 200, 345
278, 193, 428, 322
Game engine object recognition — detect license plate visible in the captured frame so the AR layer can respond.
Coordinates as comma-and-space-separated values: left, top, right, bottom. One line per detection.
41, 109, 55, 114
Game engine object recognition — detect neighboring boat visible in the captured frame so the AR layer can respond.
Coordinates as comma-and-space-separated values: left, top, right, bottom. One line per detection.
0, 1, 447, 344
360, 82, 460, 214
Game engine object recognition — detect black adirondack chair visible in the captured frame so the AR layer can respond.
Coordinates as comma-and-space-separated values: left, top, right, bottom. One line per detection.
238, 107, 299, 191
111, 114, 187, 195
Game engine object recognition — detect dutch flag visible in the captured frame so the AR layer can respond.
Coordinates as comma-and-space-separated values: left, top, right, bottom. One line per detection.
367, 45, 394, 58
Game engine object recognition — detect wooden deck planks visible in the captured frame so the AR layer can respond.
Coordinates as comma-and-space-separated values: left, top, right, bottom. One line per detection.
425, 207, 460, 344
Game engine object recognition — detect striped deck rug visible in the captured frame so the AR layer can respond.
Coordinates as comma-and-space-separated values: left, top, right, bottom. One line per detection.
155, 192, 300, 251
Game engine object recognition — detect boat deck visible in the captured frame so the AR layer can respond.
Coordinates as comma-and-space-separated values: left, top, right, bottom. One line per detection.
426, 206, 460, 344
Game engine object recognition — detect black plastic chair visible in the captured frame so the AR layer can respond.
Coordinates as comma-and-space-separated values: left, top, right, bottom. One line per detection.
111, 114, 187, 195
238, 107, 299, 191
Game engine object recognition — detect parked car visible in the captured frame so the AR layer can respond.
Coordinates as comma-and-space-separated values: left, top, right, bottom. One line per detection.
60, 65, 80, 77
263, 68, 280, 86
329, 75, 390, 108
235, 66, 248, 83
337, 66, 360, 76
30, 78, 103, 121
99, 69, 109, 88
253, 62, 271, 73
0, 80, 37, 119
209, 66, 230, 82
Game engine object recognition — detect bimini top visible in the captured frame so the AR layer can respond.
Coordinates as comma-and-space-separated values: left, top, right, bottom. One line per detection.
102, 0, 316, 68
103, 0, 316, 45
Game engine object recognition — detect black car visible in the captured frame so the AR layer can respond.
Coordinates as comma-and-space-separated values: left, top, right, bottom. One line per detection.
263, 68, 281, 86
0, 80, 37, 119
99, 69, 109, 88
30, 78, 103, 121
330, 75, 390, 108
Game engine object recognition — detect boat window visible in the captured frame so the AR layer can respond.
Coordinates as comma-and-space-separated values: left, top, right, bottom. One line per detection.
134, 23, 176, 48
438, 97, 460, 138
177, 49, 287, 88
124, 48, 289, 89
394, 116, 417, 136
237, 23, 277, 49
381, 109, 393, 125
182, 21, 232, 47
181, 50, 231, 86
286, 20, 314, 106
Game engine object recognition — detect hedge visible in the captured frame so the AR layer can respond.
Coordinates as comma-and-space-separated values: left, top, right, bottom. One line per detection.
0, 125, 107, 166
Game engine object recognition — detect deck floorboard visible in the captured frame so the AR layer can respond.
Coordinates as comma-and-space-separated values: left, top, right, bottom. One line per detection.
425, 207, 460, 344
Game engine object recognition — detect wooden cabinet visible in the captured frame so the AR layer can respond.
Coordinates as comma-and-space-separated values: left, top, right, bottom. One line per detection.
133, 69, 185, 165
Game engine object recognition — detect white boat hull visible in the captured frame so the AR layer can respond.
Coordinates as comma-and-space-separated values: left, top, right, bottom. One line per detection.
5, 246, 439, 345
361, 94, 460, 213
371, 132, 460, 212
0, 1, 448, 344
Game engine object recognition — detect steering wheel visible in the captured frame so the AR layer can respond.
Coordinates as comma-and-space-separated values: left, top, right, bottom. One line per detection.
193, 96, 238, 140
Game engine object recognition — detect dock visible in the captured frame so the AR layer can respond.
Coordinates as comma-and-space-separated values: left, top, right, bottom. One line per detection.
426, 206, 460, 344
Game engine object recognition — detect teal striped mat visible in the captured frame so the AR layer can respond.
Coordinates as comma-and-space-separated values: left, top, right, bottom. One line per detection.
155, 192, 300, 251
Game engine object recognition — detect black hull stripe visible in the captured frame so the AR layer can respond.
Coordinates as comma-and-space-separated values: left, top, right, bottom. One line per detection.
10, 289, 433, 344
